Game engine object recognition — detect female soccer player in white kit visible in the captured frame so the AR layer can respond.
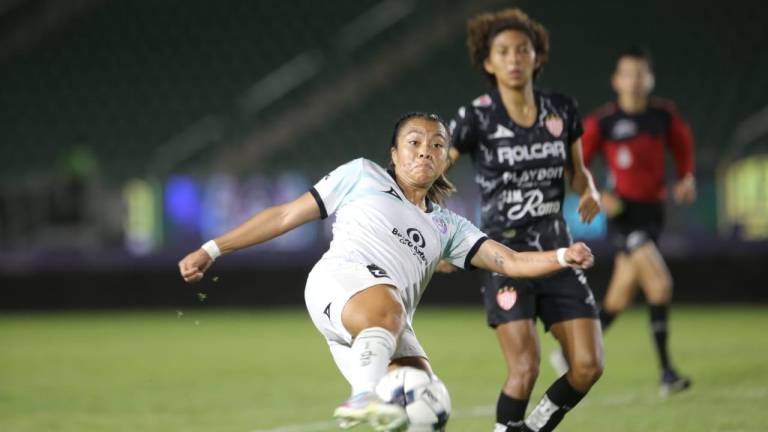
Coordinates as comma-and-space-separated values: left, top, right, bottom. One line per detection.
178, 113, 595, 431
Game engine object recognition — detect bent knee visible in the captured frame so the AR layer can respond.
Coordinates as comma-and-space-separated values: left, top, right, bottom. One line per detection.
603, 296, 631, 314
508, 361, 540, 379
505, 357, 540, 387
645, 277, 673, 304
569, 358, 604, 388
372, 303, 406, 335
343, 291, 406, 336
503, 368, 539, 396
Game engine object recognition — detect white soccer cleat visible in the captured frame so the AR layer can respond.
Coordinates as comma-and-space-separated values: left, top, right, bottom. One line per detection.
334, 391, 408, 431
548, 349, 569, 376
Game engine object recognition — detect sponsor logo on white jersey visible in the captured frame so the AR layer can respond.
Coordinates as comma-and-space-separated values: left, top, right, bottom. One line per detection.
497, 140, 566, 166
366, 264, 389, 278
391, 227, 427, 264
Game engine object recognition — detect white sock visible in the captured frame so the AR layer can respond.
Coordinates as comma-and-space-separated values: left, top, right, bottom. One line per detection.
493, 422, 508, 432
524, 394, 559, 431
349, 327, 397, 396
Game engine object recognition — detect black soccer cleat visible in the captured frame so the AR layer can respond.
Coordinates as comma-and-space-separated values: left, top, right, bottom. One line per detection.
659, 368, 692, 397
501, 421, 531, 432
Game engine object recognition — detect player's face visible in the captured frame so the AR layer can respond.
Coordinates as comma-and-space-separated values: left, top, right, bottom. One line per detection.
484, 30, 537, 90
391, 118, 450, 187
612, 57, 654, 99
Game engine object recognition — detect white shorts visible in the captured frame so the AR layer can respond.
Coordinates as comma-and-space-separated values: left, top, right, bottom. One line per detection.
304, 258, 428, 385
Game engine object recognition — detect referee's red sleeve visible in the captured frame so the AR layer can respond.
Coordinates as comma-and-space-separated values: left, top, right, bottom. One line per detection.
667, 112, 695, 178
581, 115, 602, 167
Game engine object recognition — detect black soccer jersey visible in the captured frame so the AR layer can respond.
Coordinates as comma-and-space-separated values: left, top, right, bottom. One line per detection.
450, 88, 583, 240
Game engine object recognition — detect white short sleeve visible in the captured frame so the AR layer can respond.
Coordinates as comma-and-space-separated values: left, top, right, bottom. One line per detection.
442, 212, 488, 270
310, 159, 364, 219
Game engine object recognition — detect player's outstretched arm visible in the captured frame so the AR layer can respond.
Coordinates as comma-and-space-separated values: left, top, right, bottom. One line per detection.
178, 191, 321, 283
470, 239, 594, 279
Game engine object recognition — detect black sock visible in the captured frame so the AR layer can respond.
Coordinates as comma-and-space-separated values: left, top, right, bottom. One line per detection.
599, 308, 616, 331
496, 392, 528, 430
522, 375, 586, 432
650, 304, 672, 371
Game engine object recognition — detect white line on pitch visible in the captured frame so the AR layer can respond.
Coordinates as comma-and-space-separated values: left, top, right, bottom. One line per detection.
249, 420, 337, 432
248, 405, 495, 432
248, 386, 768, 432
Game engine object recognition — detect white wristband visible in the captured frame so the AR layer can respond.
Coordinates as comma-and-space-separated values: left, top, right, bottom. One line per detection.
556, 248, 569, 267
201, 240, 221, 260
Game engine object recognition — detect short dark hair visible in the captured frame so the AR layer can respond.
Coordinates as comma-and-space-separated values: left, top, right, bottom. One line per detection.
389, 112, 455, 204
613, 46, 653, 74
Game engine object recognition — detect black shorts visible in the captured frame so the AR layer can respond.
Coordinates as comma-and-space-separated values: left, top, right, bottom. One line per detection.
608, 198, 665, 254
481, 217, 598, 330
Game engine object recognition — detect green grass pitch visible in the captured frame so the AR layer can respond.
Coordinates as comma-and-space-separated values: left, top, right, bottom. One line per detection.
1, 306, 766, 431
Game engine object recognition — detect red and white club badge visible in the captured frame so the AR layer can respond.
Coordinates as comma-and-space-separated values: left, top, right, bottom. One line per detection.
545, 114, 564, 138
496, 286, 517, 311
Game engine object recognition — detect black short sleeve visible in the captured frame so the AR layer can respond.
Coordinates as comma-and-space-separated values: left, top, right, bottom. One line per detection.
566, 96, 584, 144
449, 105, 479, 154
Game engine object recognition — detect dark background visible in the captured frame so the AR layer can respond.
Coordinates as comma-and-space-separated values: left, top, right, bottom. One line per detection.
1, 0, 767, 308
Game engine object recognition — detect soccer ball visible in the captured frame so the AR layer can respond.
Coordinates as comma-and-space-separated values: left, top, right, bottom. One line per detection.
375, 367, 451, 431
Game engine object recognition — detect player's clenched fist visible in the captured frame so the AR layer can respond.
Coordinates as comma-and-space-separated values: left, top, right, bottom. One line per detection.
565, 242, 594, 269
178, 249, 213, 283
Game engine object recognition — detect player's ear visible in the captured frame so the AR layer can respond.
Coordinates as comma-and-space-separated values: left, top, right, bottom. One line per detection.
646, 72, 655, 93
534, 52, 543, 71
483, 57, 495, 76
390, 146, 399, 167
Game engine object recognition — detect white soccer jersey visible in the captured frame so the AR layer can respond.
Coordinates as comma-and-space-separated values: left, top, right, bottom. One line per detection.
310, 158, 487, 316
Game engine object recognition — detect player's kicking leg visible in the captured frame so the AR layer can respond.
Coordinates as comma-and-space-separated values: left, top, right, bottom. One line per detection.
334, 391, 408, 431
331, 284, 409, 431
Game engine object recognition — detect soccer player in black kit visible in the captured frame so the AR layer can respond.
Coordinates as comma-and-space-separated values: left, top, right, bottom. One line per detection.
580, 47, 695, 396
447, 8, 603, 432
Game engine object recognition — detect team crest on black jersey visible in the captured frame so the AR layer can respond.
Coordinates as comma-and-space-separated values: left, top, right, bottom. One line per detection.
545, 114, 564, 138
472, 94, 492, 107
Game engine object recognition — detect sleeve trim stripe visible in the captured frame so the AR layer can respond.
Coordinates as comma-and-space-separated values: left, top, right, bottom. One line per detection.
464, 236, 489, 271
309, 187, 328, 220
